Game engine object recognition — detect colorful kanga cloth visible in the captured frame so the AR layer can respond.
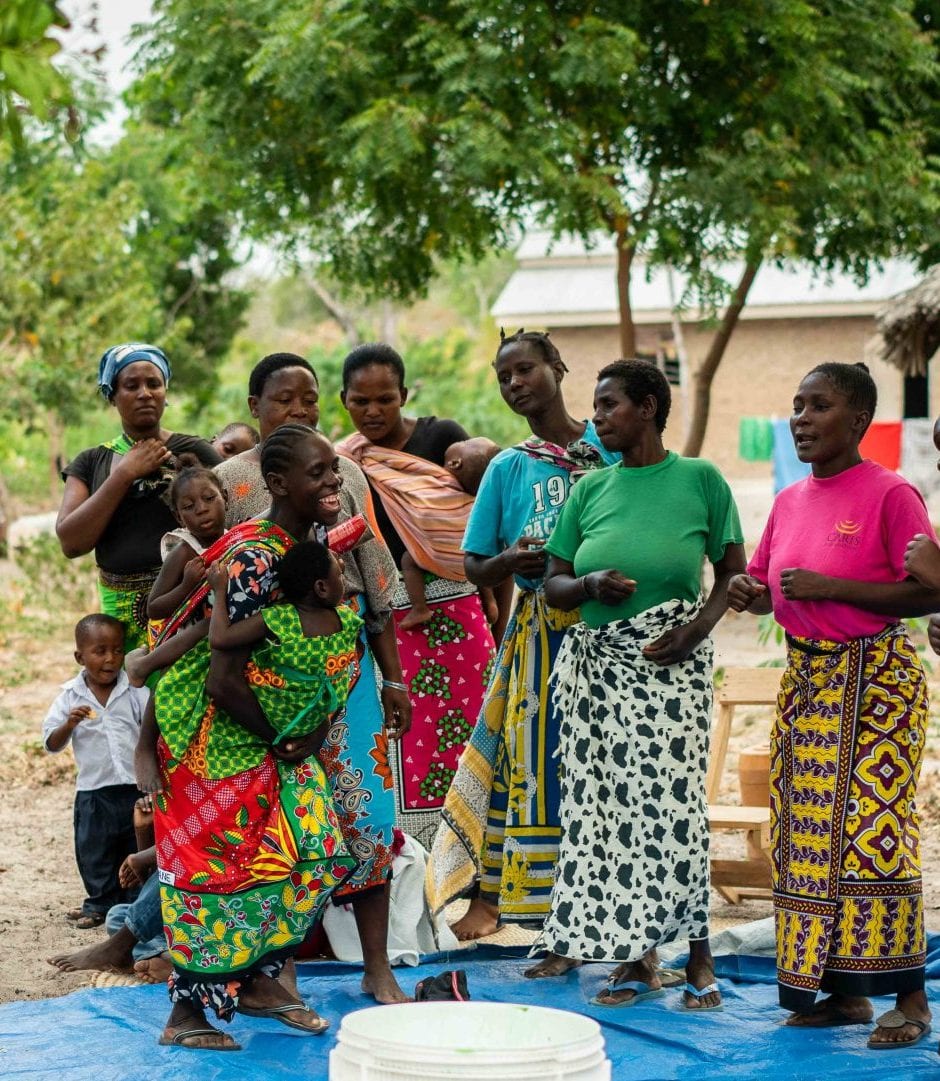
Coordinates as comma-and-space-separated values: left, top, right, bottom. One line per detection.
426, 589, 578, 920
773, 625, 927, 1011
248, 604, 361, 742
426, 430, 613, 922
337, 432, 472, 580
98, 568, 159, 653
390, 579, 495, 851
156, 740, 355, 1014
317, 593, 397, 898
152, 518, 356, 1017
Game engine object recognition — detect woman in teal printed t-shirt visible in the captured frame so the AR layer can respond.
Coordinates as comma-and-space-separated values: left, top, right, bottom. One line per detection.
529, 359, 745, 1012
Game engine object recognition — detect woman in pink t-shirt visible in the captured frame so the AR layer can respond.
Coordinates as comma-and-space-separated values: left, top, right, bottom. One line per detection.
729, 362, 940, 1051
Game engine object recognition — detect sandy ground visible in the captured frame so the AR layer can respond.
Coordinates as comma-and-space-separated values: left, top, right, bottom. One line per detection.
2, 553, 940, 1006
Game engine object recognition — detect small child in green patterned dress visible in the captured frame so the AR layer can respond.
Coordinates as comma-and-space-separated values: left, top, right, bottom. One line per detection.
205, 540, 362, 751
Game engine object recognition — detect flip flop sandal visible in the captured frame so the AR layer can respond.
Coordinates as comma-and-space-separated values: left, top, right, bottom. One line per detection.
158, 1025, 241, 1051
238, 1003, 330, 1034
867, 1009, 931, 1050
74, 912, 105, 929
65, 908, 85, 921
679, 981, 723, 1012
590, 979, 665, 1008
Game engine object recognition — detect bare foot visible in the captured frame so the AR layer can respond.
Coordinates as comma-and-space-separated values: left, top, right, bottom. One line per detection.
449, 897, 500, 942
593, 954, 660, 1005
134, 953, 173, 984
524, 953, 582, 979
160, 1003, 239, 1051
47, 927, 136, 974
119, 850, 155, 889
361, 965, 411, 1004
785, 994, 873, 1028
400, 605, 433, 630
134, 744, 163, 796
125, 648, 152, 688
867, 990, 931, 1048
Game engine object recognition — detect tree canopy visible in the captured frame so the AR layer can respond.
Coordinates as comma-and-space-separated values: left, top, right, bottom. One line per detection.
130, 0, 940, 451
0, 0, 74, 145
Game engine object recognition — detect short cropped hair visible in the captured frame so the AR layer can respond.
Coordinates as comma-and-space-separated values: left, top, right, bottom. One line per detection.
249, 353, 318, 399
596, 359, 671, 433
278, 540, 334, 604
74, 613, 125, 647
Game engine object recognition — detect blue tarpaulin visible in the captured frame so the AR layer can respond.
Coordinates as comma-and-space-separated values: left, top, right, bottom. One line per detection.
3, 942, 940, 1080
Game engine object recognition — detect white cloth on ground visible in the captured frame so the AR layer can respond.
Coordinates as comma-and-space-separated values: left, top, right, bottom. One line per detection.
323, 834, 459, 965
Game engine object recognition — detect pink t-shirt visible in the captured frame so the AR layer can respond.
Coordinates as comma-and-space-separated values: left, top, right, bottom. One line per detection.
748, 460, 935, 642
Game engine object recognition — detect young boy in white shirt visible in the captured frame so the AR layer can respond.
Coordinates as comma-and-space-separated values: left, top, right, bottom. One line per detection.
43, 613, 148, 928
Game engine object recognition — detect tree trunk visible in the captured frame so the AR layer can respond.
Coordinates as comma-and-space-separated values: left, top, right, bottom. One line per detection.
615, 225, 636, 358
309, 276, 361, 346
682, 259, 761, 458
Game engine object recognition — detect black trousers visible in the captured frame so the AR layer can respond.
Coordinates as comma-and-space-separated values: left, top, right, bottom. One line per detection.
73, 784, 140, 915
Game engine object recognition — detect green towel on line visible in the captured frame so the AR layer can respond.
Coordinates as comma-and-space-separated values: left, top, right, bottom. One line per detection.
739, 417, 774, 462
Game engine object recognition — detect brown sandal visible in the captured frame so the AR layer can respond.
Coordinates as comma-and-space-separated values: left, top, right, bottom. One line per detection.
74, 912, 106, 929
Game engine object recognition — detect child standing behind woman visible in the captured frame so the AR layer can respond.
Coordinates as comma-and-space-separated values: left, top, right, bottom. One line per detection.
43, 614, 148, 927
147, 467, 228, 622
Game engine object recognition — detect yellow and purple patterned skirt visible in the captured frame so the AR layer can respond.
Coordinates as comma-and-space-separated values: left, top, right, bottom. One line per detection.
773, 624, 927, 1012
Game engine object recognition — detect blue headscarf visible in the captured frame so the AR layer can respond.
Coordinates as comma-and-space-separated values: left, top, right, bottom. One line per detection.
97, 343, 172, 400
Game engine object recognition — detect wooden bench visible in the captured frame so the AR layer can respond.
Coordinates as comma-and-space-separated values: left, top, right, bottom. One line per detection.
706, 667, 782, 904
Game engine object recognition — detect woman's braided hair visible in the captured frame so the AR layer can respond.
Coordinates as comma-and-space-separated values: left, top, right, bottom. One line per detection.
495, 328, 568, 372
259, 423, 319, 488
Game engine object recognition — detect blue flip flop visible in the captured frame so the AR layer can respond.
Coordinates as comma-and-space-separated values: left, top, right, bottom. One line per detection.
679, 981, 723, 1012
590, 979, 665, 1008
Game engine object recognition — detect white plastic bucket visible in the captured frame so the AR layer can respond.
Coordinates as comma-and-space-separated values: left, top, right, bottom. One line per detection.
329, 1001, 610, 1081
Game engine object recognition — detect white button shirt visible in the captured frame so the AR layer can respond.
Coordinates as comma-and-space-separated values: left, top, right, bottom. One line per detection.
42, 670, 149, 791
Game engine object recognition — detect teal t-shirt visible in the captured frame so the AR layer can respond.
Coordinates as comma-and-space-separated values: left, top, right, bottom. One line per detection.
545, 451, 743, 628
462, 421, 618, 590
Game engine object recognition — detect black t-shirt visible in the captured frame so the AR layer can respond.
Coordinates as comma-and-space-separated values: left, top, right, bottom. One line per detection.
369, 415, 469, 568
62, 433, 222, 574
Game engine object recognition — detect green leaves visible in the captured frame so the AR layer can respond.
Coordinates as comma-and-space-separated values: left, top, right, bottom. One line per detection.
0, 1, 71, 145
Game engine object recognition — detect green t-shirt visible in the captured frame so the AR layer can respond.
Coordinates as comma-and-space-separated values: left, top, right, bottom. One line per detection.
546, 451, 743, 628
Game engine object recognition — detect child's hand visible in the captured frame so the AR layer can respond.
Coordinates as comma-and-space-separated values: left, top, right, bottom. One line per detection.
206, 560, 227, 593
182, 556, 206, 590
67, 705, 94, 729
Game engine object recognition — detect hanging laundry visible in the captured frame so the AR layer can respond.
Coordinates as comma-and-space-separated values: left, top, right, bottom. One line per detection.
772, 419, 811, 493
739, 417, 774, 462
859, 420, 902, 471
900, 418, 940, 498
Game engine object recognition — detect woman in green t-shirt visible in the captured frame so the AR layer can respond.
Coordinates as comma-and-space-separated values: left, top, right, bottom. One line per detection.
529, 359, 745, 1012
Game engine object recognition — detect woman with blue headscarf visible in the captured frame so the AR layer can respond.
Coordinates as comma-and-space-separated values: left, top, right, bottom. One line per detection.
57, 343, 221, 649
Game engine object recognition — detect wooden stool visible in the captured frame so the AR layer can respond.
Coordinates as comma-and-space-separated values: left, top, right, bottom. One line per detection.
707, 667, 782, 904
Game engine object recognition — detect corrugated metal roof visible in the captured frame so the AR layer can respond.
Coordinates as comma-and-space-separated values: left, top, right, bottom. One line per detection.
493, 230, 921, 324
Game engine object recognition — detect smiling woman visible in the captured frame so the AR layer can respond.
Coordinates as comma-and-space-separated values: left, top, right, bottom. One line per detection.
729, 361, 940, 1050
55, 343, 221, 649
150, 424, 359, 1050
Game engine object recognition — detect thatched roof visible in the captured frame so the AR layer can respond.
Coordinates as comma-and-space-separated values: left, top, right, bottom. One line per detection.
870, 265, 940, 376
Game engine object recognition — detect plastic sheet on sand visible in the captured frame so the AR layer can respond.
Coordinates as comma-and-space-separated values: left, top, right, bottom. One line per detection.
4, 938, 940, 1080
